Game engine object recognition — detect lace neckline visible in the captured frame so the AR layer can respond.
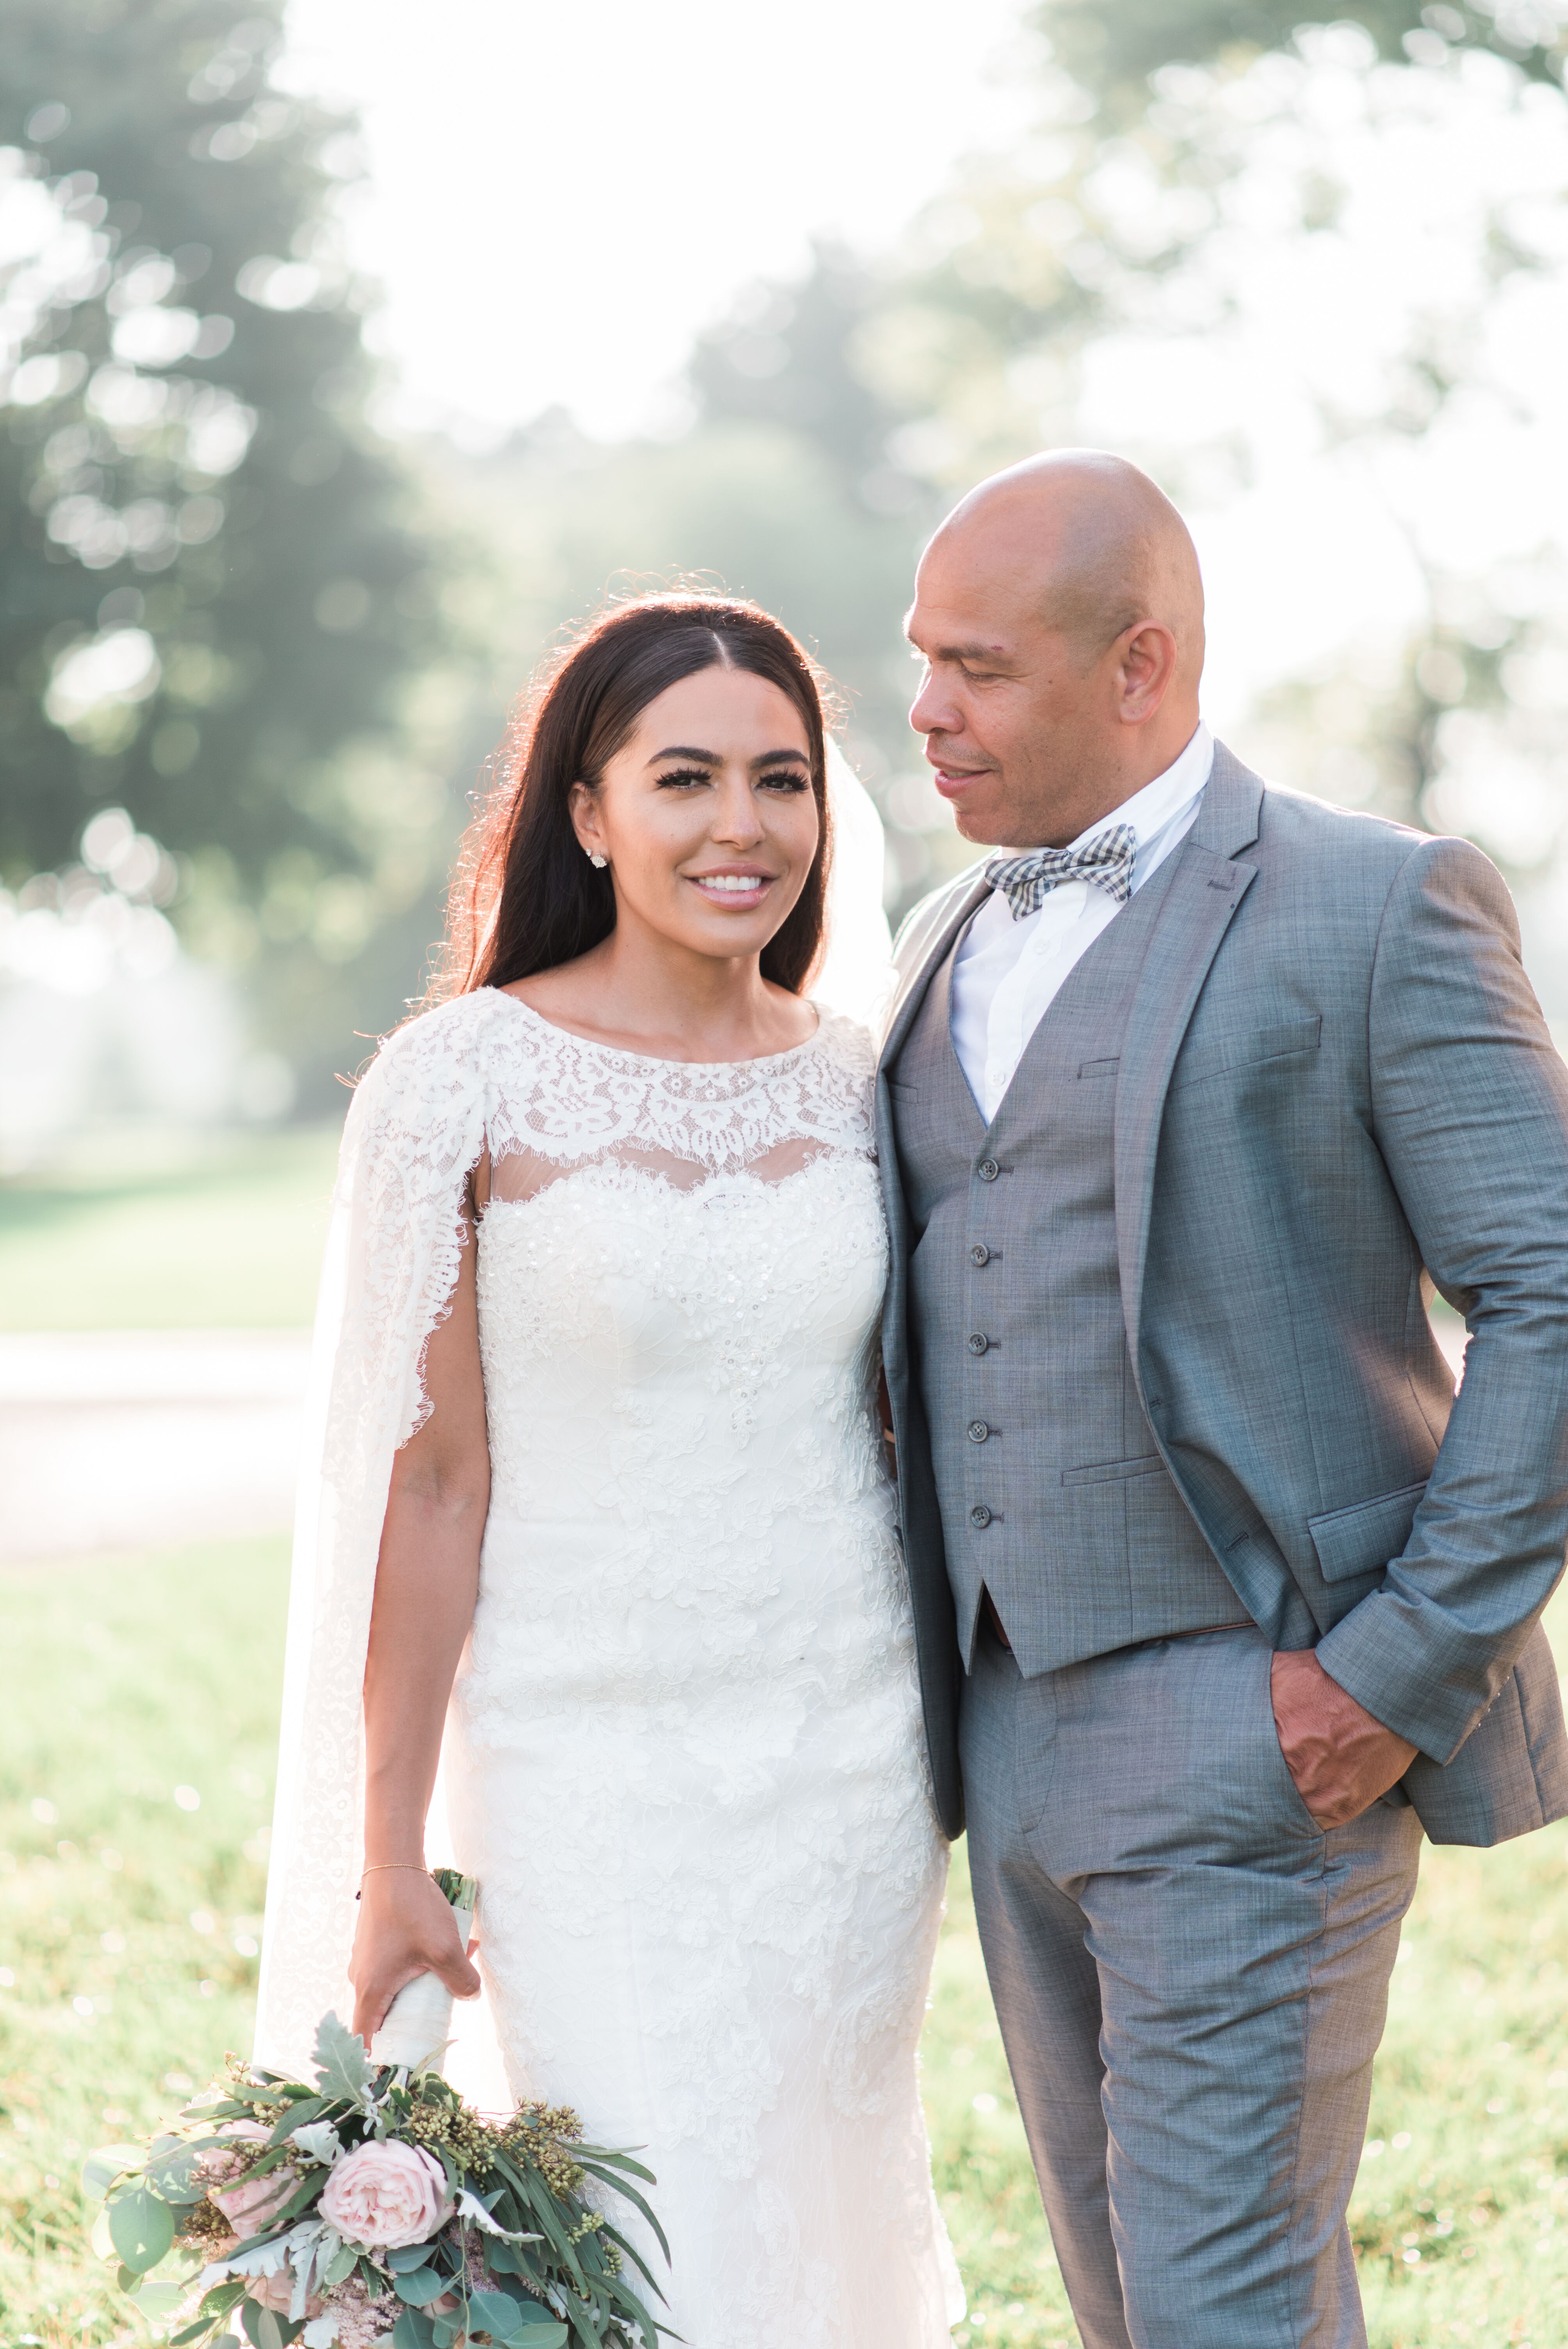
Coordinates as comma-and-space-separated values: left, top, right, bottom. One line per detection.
483, 986, 825, 1074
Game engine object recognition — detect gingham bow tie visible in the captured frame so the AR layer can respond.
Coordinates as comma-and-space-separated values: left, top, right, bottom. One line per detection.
985, 822, 1137, 921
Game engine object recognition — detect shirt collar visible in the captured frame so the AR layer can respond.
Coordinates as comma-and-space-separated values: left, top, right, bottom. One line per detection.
1067, 720, 1213, 858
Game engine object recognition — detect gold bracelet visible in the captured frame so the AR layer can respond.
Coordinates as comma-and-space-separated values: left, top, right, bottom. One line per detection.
361, 1863, 429, 1877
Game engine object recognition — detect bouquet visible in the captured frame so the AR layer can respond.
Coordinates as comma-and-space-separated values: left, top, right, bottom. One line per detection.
83, 1929, 671, 2349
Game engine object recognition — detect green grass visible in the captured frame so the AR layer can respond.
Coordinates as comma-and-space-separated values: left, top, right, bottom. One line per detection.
0, 1127, 340, 1331
0, 1539, 283, 2349
5, 1550, 1568, 2349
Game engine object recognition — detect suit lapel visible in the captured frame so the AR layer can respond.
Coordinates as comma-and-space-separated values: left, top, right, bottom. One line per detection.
1114, 745, 1263, 1378
877, 871, 991, 1384
880, 872, 992, 1070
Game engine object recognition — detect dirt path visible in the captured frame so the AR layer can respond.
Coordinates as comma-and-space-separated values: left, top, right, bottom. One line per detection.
0, 1329, 311, 1563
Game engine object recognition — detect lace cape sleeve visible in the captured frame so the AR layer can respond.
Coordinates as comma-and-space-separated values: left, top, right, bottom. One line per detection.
253, 993, 505, 2077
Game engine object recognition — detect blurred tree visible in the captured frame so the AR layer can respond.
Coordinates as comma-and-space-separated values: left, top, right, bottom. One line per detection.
1040, 0, 1568, 122
691, 241, 911, 497
0, 0, 445, 917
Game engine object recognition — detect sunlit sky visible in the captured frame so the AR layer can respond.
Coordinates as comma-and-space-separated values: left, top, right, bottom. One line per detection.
276, 7, 1568, 750
280, 0, 1034, 441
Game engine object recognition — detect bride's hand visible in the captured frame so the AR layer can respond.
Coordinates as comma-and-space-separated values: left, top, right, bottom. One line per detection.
349, 1870, 483, 2046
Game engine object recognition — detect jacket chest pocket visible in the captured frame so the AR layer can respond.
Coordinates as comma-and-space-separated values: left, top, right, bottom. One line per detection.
1308, 1479, 1427, 1583
1170, 1012, 1322, 1093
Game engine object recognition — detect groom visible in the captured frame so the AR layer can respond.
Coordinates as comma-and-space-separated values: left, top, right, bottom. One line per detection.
877, 450, 1568, 2345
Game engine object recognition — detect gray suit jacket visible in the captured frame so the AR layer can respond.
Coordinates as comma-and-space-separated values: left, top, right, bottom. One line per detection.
878, 744, 1568, 1847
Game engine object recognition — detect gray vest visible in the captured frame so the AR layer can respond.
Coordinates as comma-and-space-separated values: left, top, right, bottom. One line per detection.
889, 862, 1245, 1675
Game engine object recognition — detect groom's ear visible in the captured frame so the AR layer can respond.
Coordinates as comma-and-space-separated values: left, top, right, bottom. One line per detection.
1117, 622, 1178, 724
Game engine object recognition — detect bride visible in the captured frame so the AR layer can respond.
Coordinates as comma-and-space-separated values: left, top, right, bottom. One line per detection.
253, 592, 962, 2345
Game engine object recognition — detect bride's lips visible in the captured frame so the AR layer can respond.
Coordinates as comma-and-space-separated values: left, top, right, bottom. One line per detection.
686, 866, 777, 910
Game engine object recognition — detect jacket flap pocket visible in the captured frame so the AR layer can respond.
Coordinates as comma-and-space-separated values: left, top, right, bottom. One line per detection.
1078, 1056, 1120, 1080
1171, 1013, 1322, 1091
1308, 1479, 1427, 1584
1061, 1453, 1165, 1488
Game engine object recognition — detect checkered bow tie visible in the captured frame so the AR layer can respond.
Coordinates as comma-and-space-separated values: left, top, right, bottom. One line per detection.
985, 822, 1138, 921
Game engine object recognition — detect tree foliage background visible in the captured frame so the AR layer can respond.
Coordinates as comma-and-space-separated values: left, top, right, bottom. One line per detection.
4, 0, 1567, 1116
0, 0, 475, 1102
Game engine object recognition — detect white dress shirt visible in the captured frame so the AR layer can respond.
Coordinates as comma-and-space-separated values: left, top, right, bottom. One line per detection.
951, 722, 1214, 1123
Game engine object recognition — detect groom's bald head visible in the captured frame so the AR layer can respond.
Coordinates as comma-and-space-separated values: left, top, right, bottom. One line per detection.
906, 450, 1206, 848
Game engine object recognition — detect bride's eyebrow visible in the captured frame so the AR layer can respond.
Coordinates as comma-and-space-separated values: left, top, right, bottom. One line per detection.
647, 744, 718, 766
646, 745, 809, 767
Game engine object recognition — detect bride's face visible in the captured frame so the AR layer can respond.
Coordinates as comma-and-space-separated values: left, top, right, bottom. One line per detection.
571, 667, 820, 966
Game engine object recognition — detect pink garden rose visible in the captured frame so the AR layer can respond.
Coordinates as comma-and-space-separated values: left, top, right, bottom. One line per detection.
209, 2162, 299, 2238
246, 2271, 323, 2320
320, 2142, 452, 2251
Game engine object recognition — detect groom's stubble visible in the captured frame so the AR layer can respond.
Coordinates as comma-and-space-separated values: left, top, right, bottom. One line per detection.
905, 448, 1206, 850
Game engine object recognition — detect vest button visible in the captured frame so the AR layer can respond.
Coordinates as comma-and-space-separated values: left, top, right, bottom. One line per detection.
968, 1333, 989, 1355
977, 1157, 1000, 1182
970, 1505, 992, 1529
969, 1244, 991, 1267
968, 1420, 990, 1443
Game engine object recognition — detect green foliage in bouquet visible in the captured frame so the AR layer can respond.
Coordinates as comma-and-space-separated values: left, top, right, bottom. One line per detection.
82, 2012, 672, 2349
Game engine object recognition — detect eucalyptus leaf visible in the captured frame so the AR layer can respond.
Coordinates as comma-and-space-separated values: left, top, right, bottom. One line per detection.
385, 2245, 438, 2274
201, 2281, 249, 2316
132, 2280, 188, 2321
149, 2146, 210, 2205
269, 2094, 329, 2147
430, 2320, 461, 2349
310, 2013, 371, 2104
393, 2269, 449, 2307
109, 2189, 176, 2274
82, 2144, 146, 2201
390, 2314, 437, 2349
241, 2301, 265, 2349
169, 2322, 214, 2346
466, 2291, 525, 2342
321, 2239, 360, 2291
256, 2308, 285, 2349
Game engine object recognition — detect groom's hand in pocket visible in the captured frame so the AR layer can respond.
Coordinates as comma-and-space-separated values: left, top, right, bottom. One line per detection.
1270, 1649, 1418, 1830
350, 1868, 482, 2046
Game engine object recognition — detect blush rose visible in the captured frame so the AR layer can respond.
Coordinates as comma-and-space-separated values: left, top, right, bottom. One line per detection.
319, 2142, 453, 2251
246, 2271, 323, 2320
208, 2160, 299, 2238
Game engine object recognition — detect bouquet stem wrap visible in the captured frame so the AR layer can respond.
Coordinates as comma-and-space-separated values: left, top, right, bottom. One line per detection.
369, 1868, 478, 2073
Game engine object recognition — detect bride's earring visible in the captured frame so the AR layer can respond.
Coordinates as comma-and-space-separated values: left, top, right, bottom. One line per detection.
587, 851, 608, 870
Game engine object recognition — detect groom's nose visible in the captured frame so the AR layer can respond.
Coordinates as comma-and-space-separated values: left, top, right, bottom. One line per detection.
909, 664, 960, 739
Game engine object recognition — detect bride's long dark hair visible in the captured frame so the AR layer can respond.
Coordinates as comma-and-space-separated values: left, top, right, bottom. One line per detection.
433, 592, 836, 1003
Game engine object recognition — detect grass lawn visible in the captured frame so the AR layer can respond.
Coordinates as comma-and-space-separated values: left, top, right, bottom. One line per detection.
4, 1546, 1568, 2347
0, 1127, 341, 1332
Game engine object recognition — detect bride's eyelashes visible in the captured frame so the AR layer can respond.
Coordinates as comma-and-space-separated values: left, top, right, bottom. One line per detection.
654, 766, 718, 792
652, 762, 811, 795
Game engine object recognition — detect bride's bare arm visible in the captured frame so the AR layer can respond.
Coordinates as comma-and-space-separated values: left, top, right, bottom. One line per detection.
350, 1215, 488, 2043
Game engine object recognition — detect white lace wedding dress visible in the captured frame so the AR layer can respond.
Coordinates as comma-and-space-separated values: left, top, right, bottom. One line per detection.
373, 989, 958, 2346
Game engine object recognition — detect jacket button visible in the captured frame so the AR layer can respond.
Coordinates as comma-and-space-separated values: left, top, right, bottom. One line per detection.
969, 1243, 990, 1267
968, 1420, 990, 1443
968, 1333, 989, 1356
978, 1157, 1000, 1182
970, 1505, 992, 1529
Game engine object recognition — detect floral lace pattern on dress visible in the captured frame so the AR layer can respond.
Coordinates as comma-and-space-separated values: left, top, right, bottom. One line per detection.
257, 987, 960, 2349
